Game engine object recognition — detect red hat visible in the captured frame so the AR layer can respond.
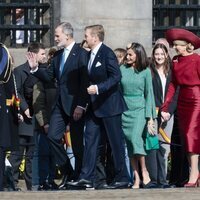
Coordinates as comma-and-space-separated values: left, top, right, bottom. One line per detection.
165, 28, 200, 49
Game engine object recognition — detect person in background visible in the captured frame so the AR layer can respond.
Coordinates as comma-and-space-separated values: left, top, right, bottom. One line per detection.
0, 43, 22, 191
32, 47, 58, 191
155, 38, 170, 51
161, 28, 200, 187
120, 42, 156, 189
9, 42, 46, 191
146, 43, 176, 188
114, 48, 126, 66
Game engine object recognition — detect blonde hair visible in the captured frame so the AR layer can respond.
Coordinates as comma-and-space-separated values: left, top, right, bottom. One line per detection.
186, 43, 194, 53
173, 40, 194, 53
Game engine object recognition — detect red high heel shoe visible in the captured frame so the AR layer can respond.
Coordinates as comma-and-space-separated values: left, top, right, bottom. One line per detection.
184, 175, 200, 188
184, 182, 198, 188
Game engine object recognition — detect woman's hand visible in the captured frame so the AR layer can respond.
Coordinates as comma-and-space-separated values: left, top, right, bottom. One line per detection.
161, 111, 171, 122
147, 118, 156, 135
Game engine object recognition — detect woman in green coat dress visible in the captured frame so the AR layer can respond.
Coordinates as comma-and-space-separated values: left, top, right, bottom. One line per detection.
120, 43, 157, 189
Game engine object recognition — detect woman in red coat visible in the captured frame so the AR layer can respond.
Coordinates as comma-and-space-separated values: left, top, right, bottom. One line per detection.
161, 28, 200, 187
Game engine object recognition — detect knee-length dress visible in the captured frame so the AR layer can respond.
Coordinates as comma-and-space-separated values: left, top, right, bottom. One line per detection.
161, 53, 200, 154
120, 65, 156, 157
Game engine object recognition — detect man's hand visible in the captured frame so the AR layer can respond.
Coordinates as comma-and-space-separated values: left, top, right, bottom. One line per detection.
43, 124, 49, 134
24, 108, 32, 119
73, 106, 84, 121
87, 85, 97, 95
26, 52, 38, 70
18, 114, 24, 122
161, 111, 171, 122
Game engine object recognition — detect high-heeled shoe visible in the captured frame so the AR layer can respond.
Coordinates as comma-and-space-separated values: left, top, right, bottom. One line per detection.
184, 178, 199, 188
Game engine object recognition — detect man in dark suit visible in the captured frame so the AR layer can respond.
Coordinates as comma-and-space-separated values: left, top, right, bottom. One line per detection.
69, 24, 129, 189
9, 42, 46, 191
27, 22, 89, 189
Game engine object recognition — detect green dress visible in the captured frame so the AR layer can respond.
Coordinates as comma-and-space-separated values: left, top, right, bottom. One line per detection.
120, 65, 156, 157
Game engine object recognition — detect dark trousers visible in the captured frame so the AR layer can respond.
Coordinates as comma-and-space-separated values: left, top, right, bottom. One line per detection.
169, 113, 189, 186
9, 135, 34, 190
0, 147, 6, 191
80, 111, 129, 183
146, 147, 168, 185
32, 131, 56, 186
47, 103, 84, 180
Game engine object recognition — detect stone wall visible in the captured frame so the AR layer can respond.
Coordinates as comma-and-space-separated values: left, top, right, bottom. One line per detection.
60, 0, 152, 52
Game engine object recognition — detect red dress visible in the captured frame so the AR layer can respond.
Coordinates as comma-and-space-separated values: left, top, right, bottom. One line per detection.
162, 53, 200, 154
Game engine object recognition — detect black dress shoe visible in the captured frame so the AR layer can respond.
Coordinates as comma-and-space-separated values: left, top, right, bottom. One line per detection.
67, 179, 93, 189
106, 181, 129, 189
95, 182, 109, 190
142, 181, 158, 189
38, 182, 52, 191
49, 181, 58, 190
58, 174, 69, 190
158, 184, 176, 189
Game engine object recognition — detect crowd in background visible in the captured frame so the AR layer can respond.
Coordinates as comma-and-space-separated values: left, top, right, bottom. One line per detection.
0, 21, 200, 192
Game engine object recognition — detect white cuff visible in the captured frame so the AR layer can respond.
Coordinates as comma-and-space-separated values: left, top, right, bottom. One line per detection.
95, 85, 99, 95
30, 66, 39, 73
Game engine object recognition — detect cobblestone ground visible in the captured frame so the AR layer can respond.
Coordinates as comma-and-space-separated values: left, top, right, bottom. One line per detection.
1, 188, 200, 200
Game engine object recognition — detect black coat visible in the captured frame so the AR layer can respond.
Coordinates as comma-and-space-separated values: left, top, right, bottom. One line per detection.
150, 64, 178, 126
0, 75, 19, 150
14, 62, 37, 136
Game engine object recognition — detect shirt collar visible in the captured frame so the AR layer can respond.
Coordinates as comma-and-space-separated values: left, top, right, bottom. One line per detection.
92, 42, 102, 55
64, 41, 75, 52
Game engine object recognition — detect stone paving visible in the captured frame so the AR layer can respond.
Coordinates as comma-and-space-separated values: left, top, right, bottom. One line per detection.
1, 187, 200, 200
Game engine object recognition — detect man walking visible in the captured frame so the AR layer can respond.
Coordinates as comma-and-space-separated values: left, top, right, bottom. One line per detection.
27, 22, 89, 189
69, 24, 129, 189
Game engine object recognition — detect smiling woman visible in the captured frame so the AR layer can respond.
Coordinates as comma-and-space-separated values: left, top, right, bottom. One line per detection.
146, 42, 176, 188
161, 28, 200, 187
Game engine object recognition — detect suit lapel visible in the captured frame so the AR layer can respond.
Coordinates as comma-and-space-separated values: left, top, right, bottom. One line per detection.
60, 44, 78, 77
90, 44, 103, 73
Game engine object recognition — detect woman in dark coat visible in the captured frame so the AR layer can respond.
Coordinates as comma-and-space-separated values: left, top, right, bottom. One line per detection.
0, 43, 20, 191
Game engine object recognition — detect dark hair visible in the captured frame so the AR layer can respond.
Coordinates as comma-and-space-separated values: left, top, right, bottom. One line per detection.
27, 42, 45, 53
151, 43, 171, 76
126, 42, 149, 71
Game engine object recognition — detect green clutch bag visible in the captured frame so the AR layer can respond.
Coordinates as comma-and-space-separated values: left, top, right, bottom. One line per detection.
145, 133, 159, 151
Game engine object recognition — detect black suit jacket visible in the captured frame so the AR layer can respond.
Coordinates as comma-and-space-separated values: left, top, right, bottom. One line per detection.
34, 43, 89, 116
150, 64, 178, 115
88, 43, 127, 117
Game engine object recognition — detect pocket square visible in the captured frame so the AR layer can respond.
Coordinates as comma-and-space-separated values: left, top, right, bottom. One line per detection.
95, 61, 101, 67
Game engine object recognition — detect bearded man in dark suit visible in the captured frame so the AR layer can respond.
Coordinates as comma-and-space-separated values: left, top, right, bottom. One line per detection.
27, 22, 89, 189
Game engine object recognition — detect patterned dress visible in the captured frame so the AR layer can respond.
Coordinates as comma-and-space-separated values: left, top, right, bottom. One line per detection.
120, 65, 156, 156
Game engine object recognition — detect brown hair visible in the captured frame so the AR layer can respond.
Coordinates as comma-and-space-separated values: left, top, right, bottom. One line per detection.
151, 43, 171, 76
85, 24, 104, 41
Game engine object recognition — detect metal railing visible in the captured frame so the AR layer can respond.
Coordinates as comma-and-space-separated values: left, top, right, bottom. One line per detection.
153, 0, 200, 44
0, 0, 53, 47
